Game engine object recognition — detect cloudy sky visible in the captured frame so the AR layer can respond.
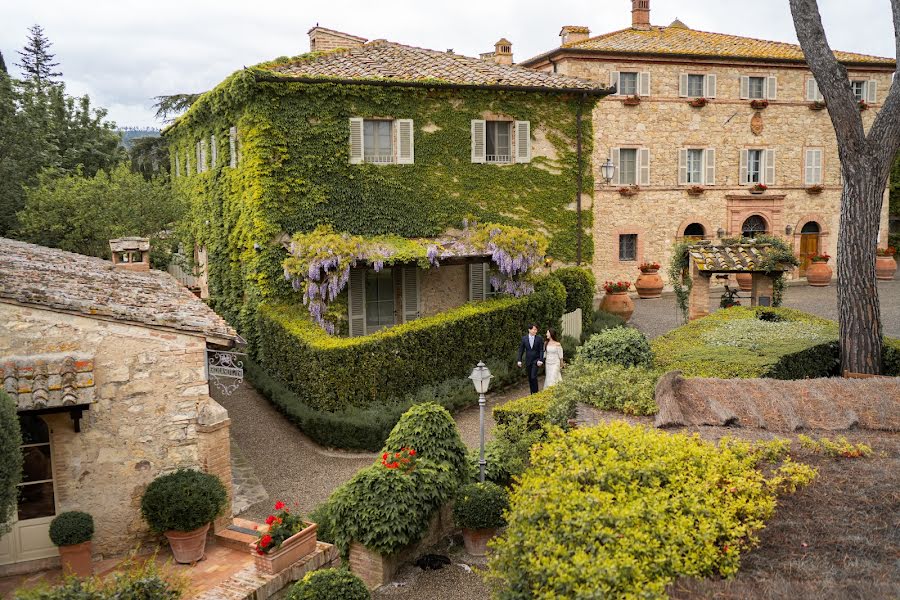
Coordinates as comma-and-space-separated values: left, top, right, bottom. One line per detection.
2, 0, 896, 127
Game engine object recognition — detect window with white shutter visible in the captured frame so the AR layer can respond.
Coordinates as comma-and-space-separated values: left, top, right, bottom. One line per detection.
867, 80, 878, 103
805, 148, 823, 185
229, 127, 237, 168
514, 120, 531, 163
766, 76, 778, 100
807, 78, 824, 102
705, 148, 716, 185
764, 149, 776, 185
686, 74, 705, 98
210, 134, 217, 168
471, 120, 486, 163
740, 76, 750, 100
363, 120, 393, 163
396, 119, 414, 164
611, 148, 622, 185
401, 266, 420, 322
639, 72, 651, 97
685, 149, 704, 184
678, 148, 688, 184
610, 71, 620, 94
348, 268, 366, 337
638, 148, 650, 186
618, 148, 639, 186
679, 73, 688, 97
618, 72, 638, 96
705, 74, 717, 98
851, 81, 867, 102
349, 117, 364, 164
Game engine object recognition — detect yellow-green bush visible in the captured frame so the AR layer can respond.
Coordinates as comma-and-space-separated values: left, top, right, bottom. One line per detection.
486, 423, 817, 599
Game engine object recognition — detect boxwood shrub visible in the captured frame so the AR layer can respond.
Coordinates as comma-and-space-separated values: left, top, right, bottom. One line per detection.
49, 511, 94, 546
255, 277, 566, 411
288, 569, 370, 600
578, 327, 652, 368
140, 469, 228, 533
485, 422, 817, 599
454, 482, 509, 530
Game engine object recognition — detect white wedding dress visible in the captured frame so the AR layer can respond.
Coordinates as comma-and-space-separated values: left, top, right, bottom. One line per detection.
543, 343, 563, 388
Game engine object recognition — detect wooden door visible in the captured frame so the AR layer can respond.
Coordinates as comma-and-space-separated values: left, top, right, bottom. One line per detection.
799, 234, 819, 276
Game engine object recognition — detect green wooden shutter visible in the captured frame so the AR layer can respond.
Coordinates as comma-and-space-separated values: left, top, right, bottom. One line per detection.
469, 263, 486, 301
348, 268, 366, 337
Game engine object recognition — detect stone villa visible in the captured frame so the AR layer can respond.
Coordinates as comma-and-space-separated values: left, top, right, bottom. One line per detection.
520, 0, 896, 285
0, 238, 238, 575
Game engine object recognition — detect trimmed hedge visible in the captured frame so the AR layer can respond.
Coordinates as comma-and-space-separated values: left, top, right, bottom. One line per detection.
485, 422, 817, 599
553, 362, 659, 416
256, 277, 566, 411
288, 569, 370, 600
552, 267, 595, 333
653, 306, 900, 378
0, 390, 22, 536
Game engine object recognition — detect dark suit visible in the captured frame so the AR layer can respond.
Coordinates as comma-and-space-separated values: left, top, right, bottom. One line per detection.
518, 334, 544, 394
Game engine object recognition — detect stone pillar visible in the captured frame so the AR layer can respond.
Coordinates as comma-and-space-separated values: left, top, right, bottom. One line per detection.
197, 399, 233, 533
688, 264, 711, 321
751, 273, 774, 307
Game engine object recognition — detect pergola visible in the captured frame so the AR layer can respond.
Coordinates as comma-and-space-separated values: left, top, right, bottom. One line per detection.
687, 242, 791, 320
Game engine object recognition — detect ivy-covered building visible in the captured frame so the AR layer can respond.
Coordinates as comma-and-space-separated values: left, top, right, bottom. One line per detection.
166, 28, 608, 339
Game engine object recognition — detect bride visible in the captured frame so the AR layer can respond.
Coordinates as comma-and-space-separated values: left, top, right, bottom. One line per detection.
543, 328, 564, 388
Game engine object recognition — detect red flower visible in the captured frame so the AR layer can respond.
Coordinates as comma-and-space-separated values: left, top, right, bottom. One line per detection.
382, 452, 388, 460
265, 515, 276, 525
274, 501, 285, 510
260, 534, 273, 548
409, 449, 416, 456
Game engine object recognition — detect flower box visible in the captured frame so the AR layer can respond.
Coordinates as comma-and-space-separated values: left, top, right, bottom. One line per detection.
688, 97, 708, 108
622, 95, 641, 106
251, 521, 318, 575
618, 186, 639, 197
859, 100, 869, 111
686, 185, 705, 196
809, 101, 826, 111
806, 185, 824, 195
749, 183, 768, 194
749, 99, 769, 110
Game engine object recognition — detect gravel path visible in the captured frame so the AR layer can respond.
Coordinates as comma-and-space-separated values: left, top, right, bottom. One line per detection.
630, 278, 900, 339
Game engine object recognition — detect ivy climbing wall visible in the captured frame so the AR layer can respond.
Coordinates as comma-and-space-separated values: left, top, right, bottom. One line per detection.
168, 69, 596, 337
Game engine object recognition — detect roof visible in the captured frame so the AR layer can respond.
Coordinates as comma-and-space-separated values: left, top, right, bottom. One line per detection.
261, 40, 608, 92
306, 26, 367, 43
522, 24, 896, 67
0, 237, 239, 343
688, 242, 790, 272
1, 353, 96, 411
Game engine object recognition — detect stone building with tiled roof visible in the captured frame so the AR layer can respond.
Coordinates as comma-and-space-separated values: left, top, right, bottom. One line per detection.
0, 238, 237, 574
166, 27, 611, 339
520, 0, 895, 288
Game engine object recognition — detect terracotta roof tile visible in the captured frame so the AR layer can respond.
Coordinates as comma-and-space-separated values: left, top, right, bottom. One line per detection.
688, 242, 790, 272
0, 238, 238, 342
264, 40, 607, 91
1, 353, 96, 411
531, 24, 895, 66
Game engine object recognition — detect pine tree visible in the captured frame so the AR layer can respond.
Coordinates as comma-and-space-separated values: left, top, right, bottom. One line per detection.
15, 25, 62, 94
0, 50, 7, 74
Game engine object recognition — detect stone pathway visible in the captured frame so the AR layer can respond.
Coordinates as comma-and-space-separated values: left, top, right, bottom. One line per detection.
229, 438, 269, 517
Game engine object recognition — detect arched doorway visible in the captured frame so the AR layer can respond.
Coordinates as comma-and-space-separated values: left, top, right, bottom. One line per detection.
683, 223, 705, 240
741, 215, 768, 238
799, 221, 822, 277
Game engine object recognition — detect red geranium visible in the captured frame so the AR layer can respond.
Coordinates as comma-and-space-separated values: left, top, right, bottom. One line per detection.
381, 447, 417, 473
603, 280, 631, 294
274, 501, 285, 510
254, 500, 307, 555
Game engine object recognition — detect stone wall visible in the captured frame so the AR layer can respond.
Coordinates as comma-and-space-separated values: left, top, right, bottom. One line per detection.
548, 55, 893, 286
420, 264, 469, 318
0, 304, 232, 558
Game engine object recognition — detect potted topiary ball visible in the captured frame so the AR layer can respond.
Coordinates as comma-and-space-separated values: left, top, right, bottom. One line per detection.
49, 511, 94, 577
140, 469, 228, 564
287, 568, 371, 600
454, 482, 509, 556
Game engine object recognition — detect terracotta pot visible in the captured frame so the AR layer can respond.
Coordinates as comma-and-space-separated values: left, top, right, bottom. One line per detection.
59, 541, 93, 577
735, 273, 753, 292
875, 255, 897, 280
165, 523, 210, 564
252, 521, 318, 575
635, 269, 663, 299
600, 291, 634, 322
462, 528, 498, 556
806, 261, 833, 286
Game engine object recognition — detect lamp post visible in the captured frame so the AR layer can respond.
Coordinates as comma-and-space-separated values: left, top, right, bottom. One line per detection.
600, 158, 616, 185
469, 361, 493, 483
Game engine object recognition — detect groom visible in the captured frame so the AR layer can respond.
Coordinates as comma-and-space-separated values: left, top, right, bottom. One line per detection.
517, 324, 544, 394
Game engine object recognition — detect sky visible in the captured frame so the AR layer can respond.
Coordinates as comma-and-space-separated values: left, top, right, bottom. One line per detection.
1, 0, 896, 127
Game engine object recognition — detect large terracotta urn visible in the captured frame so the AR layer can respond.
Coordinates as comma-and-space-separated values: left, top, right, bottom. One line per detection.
635, 268, 663, 299
735, 273, 753, 292
462, 527, 498, 557
875, 255, 897, 280
600, 291, 635, 322
165, 523, 210, 564
806, 260, 833, 286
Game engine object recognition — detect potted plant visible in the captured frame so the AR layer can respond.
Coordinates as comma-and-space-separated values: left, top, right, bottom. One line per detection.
809, 100, 826, 111
876, 246, 897, 280
618, 185, 639, 197
806, 252, 833, 286
806, 184, 824, 195
140, 469, 228, 564
735, 272, 754, 292
686, 185, 705, 196
454, 482, 509, 556
635, 262, 663, 299
688, 97, 708, 108
719, 285, 742, 308
749, 99, 769, 110
622, 95, 641, 106
600, 280, 634, 322
49, 511, 94, 577
251, 500, 318, 574
749, 182, 768, 194
859, 100, 869, 111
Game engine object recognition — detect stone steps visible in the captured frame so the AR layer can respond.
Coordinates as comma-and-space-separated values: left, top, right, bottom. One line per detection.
215, 518, 261, 553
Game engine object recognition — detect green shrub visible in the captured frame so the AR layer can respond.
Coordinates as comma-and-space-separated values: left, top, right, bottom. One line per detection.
486, 422, 817, 599
49, 511, 94, 547
454, 482, 509, 530
0, 390, 22, 536
493, 392, 554, 430
884, 338, 900, 376
255, 277, 566, 411
578, 327, 652, 368
560, 335, 579, 365
287, 569, 370, 600
140, 469, 228, 533
552, 267, 595, 332
554, 362, 659, 416
467, 416, 549, 486
382, 403, 469, 484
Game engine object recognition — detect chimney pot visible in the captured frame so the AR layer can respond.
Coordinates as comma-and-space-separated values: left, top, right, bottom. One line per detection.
559, 26, 590, 46
491, 38, 513, 65
632, 0, 651, 30
109, 237, 151, 272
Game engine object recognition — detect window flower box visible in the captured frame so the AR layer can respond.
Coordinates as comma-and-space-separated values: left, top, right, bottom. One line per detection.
749, 99, 769, 110
688, 97, 708, 108
686, 185, 705, 196
622, 95, 642, 106
809, 101, 826, 111
251, 501, 318, 575
806, 184, 824, 195
618, 186, 640, 197
749, 183, 767, 194
858, 100, 869, 111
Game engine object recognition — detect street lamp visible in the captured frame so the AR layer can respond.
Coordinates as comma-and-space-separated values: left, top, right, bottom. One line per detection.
469, 361, 493, 483
600, 158, 616, 185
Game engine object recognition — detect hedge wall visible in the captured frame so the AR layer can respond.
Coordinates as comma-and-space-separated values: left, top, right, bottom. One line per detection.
551, 266, 595, 332
256, 277, 566, 410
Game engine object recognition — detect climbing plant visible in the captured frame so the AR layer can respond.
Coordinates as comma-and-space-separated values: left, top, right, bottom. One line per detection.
669, 240, 694, 323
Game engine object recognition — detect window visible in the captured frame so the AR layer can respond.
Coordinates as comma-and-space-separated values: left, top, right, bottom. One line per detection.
679, 148, 715, 185
805, 148, 823, 185
619, 234, 637, 261
686, 149, 704, 184
687, 74, 705, 97
747, 149, 763, 183
619, 149, 637, 185
748, 76, 766, 99
851, 81, 866, 102
365, 269, 395, 333
619, 72, 638, 96
17, 415, 55, 521
363, 120, 393, 163
741, 215, 768, 238
683, 223, 705, 239
486, 121, 512, 163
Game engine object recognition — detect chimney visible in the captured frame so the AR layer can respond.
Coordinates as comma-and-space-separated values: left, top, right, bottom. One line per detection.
109, 237, 151, 272
560, 26, 590, 46
492, 38, 513, 65
307, 26, 367, 53
632, 0, 651, 30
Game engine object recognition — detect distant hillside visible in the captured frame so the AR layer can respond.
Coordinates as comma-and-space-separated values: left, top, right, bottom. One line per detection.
118, 128, 161, 149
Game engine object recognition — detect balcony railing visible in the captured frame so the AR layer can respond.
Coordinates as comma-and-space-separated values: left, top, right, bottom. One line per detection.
486, 154, 511, 164
365, 154, 395, 164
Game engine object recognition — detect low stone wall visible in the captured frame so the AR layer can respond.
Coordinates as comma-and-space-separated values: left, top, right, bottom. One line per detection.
348, 504, 454, 590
